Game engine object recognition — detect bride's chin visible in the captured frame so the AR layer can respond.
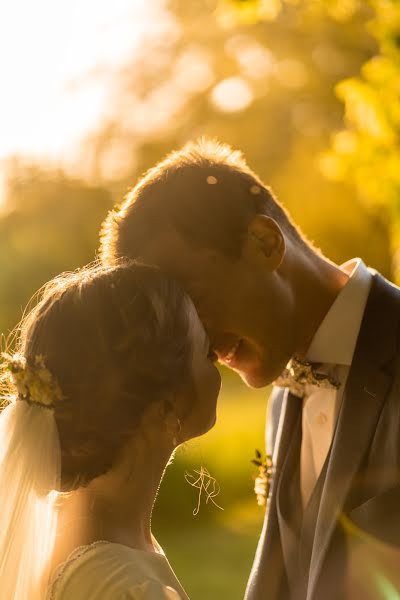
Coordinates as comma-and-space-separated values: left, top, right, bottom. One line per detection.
207, 412, 217, 431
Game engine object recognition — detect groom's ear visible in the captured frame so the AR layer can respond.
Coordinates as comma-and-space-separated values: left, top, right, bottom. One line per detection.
245, 215, 285, 271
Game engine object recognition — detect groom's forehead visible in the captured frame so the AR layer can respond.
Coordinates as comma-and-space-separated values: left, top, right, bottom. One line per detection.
143, 229, 225, 283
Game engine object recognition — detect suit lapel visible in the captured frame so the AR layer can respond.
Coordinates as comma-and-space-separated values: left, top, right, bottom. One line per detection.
268, 390, 303, 594
246, 389, 301, 600
308, 274, 400, 599
273, 390, 301, 476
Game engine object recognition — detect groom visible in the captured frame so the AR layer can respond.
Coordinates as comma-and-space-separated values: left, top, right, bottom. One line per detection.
99, 140, 400, 599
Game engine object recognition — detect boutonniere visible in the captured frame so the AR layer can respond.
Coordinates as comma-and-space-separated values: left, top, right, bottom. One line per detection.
252, 450, 273, 507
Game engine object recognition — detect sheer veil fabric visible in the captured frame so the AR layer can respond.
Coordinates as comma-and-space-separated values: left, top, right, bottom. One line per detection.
0, 400, 61, 599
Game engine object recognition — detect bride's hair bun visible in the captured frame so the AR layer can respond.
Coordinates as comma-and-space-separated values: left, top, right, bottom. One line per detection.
8, 261, 193, 492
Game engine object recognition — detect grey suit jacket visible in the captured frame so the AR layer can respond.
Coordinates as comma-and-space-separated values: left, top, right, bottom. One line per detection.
245, 272, 400, 600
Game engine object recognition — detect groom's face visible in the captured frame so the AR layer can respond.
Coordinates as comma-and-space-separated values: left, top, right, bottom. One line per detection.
143, 222, 293, 388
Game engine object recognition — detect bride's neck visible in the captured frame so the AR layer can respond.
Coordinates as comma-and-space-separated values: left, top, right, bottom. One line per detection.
54, 440, 173, 555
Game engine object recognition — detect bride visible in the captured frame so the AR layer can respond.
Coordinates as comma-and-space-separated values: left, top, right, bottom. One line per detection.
0, 260, 221, 599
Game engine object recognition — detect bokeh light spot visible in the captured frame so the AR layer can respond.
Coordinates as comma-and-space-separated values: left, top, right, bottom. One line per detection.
211, 76, 253, 113
225, 35, 275, 80
174, 47, 214, 94
250, 185, 261, 194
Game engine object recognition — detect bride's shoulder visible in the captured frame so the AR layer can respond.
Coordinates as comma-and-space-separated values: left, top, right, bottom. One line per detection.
47, 541, 187, 600
123, 580, 183, 599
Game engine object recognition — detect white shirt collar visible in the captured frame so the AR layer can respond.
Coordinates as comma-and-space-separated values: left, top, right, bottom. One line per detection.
305, 258, 373, 366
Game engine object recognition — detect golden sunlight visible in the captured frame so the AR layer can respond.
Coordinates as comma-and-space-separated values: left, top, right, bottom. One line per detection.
0, 0, 170, 178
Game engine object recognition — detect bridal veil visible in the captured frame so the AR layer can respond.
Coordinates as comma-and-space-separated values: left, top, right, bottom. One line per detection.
0, 398, 61, 599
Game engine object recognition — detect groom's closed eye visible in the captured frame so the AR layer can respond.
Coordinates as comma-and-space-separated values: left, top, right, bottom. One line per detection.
204, 336, 218, 363
207, 347, 218, 362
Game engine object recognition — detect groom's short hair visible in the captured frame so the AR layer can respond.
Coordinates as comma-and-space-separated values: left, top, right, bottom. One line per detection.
100, 139, 310, 263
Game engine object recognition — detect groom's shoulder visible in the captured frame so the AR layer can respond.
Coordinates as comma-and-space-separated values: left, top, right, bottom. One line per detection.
370, 270, 400, 298
366, 270, 400, 324
362, 271, 400, 363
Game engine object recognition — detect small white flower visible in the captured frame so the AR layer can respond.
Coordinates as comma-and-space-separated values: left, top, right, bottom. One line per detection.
2, 352, 63, 408
250, 185, 261, 195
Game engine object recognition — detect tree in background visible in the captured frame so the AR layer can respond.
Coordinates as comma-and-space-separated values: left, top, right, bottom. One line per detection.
227, 0, 400, 279
322, 0, 400, 280
86, 0, 391, 276
1, 0, 395, 334
0, 161, 112, 337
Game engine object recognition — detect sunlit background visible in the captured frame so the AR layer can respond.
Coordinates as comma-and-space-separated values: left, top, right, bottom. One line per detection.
1, 0, 399, 597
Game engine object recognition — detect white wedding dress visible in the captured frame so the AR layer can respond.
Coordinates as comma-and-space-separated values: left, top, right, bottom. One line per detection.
46, 540, 190, 600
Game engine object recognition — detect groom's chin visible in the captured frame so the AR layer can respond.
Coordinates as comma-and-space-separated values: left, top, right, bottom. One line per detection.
239, 370, 271, 389
238, 363, 279, 389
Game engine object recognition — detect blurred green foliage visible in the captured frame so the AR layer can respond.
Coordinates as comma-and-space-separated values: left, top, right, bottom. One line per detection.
1, 0, 394, 336
323, 0, 400, 280
228, 0, 400, 279
0, 162, 112, 338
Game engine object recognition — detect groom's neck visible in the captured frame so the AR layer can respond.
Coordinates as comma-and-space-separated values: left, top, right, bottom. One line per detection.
290, 251, 349, 359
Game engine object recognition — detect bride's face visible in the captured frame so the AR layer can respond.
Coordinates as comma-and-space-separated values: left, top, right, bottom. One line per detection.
179, 300, 221, 439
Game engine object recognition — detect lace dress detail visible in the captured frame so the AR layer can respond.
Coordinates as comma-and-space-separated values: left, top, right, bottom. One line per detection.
45, 538, 189, 600
46, 539, 112, 600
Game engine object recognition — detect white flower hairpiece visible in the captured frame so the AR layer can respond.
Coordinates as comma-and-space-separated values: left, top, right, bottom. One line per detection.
2, 352, 63, 409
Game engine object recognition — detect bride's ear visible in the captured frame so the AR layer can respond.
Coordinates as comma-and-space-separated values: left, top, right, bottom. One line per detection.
165, 413, 182, 446
159, 396, 182, 438
143, 396, 173, 426
244, 215, 285, 271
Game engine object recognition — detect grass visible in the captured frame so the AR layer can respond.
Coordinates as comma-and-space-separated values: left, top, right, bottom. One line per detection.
158, 518, 263, 599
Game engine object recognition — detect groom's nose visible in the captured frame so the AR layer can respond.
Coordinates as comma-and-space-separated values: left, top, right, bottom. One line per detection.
213, 336, 240, 362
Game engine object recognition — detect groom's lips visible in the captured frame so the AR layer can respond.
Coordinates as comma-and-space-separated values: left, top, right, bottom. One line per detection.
218, 339, 242, 366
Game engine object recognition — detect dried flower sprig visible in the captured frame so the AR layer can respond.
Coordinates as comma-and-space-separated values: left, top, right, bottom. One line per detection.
185, 466, 223, 516
252, 449, 274, 507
